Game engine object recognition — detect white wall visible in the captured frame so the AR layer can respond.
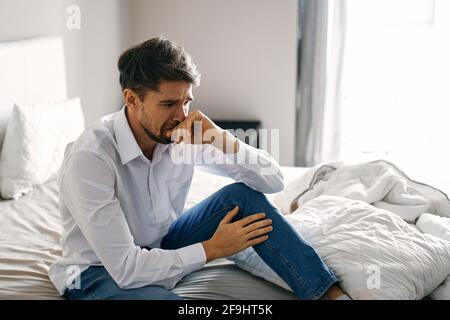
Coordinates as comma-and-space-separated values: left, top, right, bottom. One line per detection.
129, 0, 298, 165
0, 0, 131, 126
0, 0, 298, 164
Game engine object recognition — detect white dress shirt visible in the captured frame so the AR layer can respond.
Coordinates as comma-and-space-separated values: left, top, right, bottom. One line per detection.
49, 106, 284, 295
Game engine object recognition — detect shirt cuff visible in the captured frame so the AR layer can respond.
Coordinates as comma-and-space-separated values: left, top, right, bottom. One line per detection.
176, 242, 207, 275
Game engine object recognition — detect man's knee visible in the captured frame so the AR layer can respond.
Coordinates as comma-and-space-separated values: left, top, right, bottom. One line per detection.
220, 182, 264, 199
219, 183, 274, 218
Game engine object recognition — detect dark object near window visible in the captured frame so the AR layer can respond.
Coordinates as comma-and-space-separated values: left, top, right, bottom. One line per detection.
213, 120, 261, 148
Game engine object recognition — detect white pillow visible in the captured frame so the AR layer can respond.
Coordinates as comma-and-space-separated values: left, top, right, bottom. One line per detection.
416, 213, 450, 242
0, 98, 84, 199
429, 278, 450, 300
416, 213, 450, 300
229, 196, 450, 300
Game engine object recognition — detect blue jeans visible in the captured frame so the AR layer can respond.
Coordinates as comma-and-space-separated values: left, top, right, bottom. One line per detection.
64, 182, 338, 300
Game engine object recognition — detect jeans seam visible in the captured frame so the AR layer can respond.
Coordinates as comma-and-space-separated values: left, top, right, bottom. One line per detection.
176, 205, 237, 244
263, 239, 315, 297
311, 274, 340, 300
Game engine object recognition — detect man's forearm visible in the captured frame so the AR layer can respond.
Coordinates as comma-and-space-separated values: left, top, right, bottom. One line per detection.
209, 129, 239, 154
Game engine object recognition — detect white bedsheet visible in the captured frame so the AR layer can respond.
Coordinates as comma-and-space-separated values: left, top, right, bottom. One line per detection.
0, 175, 62, 299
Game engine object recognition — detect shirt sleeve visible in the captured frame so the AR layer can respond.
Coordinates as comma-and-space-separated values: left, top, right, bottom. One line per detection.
59, 151, 206, 290
193, 140, 285, 194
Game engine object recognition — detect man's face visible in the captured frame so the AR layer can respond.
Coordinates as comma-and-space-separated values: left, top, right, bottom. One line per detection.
133, 81, 193, 144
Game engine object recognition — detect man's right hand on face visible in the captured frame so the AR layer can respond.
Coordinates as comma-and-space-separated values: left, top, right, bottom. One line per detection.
201, 206, 273, 262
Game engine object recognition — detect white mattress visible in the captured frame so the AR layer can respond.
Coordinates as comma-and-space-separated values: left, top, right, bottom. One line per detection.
0, 166, 307, 300
0, 173, 62, 299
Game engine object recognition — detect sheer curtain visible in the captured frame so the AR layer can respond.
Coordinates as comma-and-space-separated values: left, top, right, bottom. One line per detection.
295, 0, 347, 167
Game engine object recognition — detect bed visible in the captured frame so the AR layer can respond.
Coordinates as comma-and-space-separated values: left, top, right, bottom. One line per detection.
1, 37, 449, 300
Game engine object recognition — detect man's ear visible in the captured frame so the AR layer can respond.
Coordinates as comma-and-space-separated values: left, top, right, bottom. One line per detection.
123, 89, 140, 111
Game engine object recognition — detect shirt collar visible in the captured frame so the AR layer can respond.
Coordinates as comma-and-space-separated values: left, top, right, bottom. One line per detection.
113, 106, 170, 165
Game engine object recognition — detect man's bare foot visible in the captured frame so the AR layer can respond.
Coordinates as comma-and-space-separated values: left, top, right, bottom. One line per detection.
320, 284, 348, 300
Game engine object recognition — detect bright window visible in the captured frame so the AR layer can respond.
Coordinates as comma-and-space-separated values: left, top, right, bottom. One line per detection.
339, 0, 450, 190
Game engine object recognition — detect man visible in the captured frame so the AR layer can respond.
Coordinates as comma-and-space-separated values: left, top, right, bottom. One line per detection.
49, 37, 348, 300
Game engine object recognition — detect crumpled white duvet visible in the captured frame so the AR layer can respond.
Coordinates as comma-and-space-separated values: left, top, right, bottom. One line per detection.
231, 160, 450, 300
275, 160, 450, 222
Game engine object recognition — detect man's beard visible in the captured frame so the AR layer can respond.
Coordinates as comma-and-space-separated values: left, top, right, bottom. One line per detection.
141, 122, 176, 145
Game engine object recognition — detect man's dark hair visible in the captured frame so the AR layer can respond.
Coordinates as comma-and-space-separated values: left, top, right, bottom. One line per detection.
118, 37, 201, 100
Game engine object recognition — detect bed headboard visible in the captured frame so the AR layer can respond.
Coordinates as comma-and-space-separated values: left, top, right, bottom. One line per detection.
0, 37, 67, 150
